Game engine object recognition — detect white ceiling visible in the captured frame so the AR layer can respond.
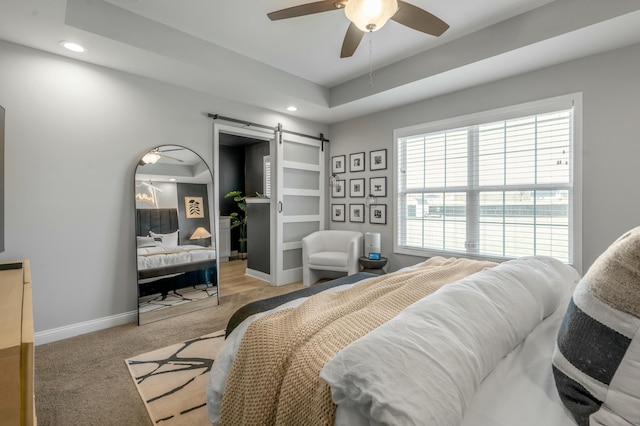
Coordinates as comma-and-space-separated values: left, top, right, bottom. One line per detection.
1, 0, 639, 124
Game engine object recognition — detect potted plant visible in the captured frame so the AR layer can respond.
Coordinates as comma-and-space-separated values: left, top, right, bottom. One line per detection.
224, 190, 247, 259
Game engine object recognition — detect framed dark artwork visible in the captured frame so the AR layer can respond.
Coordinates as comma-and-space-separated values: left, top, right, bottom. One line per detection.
349, 204, 365, 223
350, 178, 365, 198
350, 152, 365, 172
370, 149, 387, 171
370, 176, 387, 197
332, 204, 346, 222
332, 179, 346, 198
184, 196, 205, 218
331, 155, 346, 174
369, 204, 387, 224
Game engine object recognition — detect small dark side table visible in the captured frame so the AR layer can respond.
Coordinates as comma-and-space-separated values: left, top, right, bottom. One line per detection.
359, 256, 388, 275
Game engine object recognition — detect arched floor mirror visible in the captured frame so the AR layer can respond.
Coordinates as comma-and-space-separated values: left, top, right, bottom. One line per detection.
134, 145, 219, 325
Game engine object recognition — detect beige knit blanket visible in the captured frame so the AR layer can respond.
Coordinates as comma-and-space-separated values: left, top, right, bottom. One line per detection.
219, 256, 496, 426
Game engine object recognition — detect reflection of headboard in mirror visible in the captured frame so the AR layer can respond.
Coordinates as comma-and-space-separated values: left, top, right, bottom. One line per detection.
136, 208, 178, 237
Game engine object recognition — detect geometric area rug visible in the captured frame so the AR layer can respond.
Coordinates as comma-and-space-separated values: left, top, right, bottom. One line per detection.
125, 330, 226, 425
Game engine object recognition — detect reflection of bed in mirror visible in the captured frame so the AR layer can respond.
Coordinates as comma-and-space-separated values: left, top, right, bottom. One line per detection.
136, 208, 217, 315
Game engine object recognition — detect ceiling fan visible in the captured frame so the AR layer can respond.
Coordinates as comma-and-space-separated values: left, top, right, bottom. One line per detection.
140, 147, 185, 165
268, 0, 449, 58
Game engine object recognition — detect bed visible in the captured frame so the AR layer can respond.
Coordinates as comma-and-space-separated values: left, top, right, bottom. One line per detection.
207, 226, 640, 426
136, 208, 217, 298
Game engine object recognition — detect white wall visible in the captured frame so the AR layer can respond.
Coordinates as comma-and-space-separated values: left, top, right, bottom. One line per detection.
0, 40, 328, 342
328, 42, 640, 275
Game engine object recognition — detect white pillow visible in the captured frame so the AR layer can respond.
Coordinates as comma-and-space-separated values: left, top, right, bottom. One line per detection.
136, 236, 157, 248
149, 230, 179, 246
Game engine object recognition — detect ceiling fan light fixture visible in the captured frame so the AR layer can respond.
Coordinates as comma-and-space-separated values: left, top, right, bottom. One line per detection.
345, 0, 398, 32
141, 152, 161, 164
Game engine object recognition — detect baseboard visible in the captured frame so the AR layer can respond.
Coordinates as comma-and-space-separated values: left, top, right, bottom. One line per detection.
245, 268, 270, 283
34, 310, 138, 346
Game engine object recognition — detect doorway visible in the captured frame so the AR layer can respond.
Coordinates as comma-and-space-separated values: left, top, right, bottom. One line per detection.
213, 123, 275, 296
218, 132, 270, 257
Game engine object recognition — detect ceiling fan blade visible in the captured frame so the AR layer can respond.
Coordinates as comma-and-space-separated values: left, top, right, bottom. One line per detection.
268, 1, 340, 21
391, 1, 449, 37
341, 22, 365, 58
158, 153, 184, 162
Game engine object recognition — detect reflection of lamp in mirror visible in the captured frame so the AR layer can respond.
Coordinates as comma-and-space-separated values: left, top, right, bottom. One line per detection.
189, 227, 211, 246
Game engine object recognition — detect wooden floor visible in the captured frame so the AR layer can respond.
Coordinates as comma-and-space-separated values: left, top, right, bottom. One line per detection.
219, 259, 305, 298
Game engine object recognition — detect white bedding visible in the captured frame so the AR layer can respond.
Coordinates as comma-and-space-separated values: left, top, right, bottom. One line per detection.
137, 245, 216, 271
324, 256, 580, 426
207, 256, 580, 426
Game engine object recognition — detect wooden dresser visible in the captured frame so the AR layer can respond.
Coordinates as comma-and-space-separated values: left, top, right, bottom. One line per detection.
0, 260, 36, 425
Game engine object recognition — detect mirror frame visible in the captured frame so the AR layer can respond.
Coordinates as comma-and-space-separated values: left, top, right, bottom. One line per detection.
134, 145, 219, 325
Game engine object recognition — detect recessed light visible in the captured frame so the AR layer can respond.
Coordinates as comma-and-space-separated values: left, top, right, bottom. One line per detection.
60, 41, 85, 53
286, 106, 298, 112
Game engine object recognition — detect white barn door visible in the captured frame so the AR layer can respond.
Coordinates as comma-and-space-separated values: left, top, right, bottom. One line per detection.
273, 130, 326, 285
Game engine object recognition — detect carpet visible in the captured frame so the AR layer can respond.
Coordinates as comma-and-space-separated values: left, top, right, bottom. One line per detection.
125, 330, 225, 425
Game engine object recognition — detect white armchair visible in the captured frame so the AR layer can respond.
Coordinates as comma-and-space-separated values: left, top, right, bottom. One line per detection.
302, 230, 363, 287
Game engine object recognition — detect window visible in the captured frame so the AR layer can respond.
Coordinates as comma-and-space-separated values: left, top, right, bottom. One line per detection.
263, 155, 272, 198
395, 95, 581, 267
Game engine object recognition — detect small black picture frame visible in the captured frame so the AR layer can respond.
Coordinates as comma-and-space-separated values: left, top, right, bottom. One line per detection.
332, 155, 346, 174
350, 152, 365, 172
331, 179, 346, 198
349, 204, 365, 223
369, 176, 387, 197
350, 178, 365, 198
369, 204, 387, 224
332, 204, 346, 222
370, 149, 387, 171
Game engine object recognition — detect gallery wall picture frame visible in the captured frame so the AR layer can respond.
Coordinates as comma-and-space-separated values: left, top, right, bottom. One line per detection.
370, 149, 387, 171
349, 204, 365, 223
331, 179, 346, 198
350, 152, 365, 172
349, 178, 365, 198
332, 204, 346, 222
331, 155, 346, 174
184, 196, 205, 218
369, 204, 387, 225
370, 176, 387, 197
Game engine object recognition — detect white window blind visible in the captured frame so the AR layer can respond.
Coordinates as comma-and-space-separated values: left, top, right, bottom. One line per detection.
264, 155, 271, 198
396, 102, 575, 264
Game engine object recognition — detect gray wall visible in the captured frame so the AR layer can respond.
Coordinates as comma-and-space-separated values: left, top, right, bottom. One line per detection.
328, 42, 640, 276
245, 142, 269, 197
177, 183, 211, 246
0, 40, 327, 340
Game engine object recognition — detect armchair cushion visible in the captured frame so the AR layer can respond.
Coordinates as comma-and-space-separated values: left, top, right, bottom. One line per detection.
308, 252, 349, 268
302, 230, 364, 286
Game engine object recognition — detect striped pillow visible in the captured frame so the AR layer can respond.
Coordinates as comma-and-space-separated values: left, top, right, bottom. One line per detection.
552, 227, 640, 426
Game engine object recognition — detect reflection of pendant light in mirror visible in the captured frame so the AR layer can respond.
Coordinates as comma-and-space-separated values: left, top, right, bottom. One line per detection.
141, 151, 161, 164
345, 0, 398, 32
189, 227, 211, 246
